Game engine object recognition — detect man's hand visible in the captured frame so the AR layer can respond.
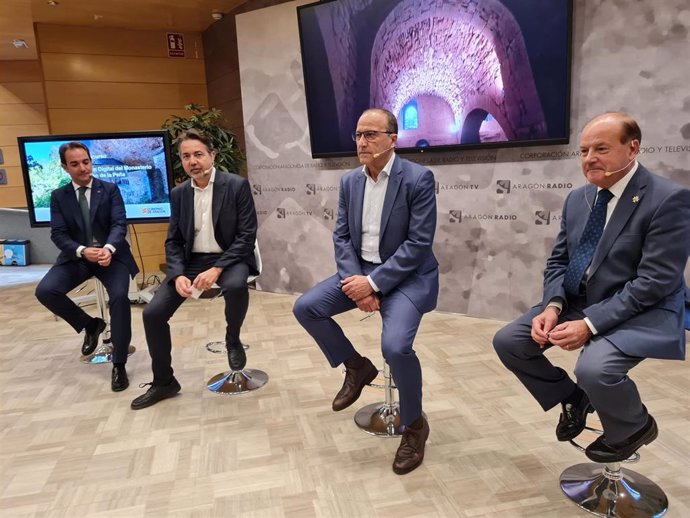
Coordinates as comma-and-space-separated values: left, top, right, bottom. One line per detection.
548, 320, 592, 352
175, 276, 193, 298
341, 275, 374, 302
355, 293, 380, 313
96, 247, 112, 267
82, 247, 102, 263
531, 306, 560, 347
192, 267, 222, 291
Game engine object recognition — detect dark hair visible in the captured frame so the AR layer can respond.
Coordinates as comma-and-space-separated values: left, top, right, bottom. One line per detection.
59, 142, 92, 165
175, 128, 215, 154
362, 108, 398, 134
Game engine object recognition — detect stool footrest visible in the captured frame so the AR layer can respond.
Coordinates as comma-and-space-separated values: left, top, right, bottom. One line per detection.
207, 368, 268, 394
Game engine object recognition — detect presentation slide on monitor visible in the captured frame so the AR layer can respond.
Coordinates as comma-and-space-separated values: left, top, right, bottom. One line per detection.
23, 136, 172, 223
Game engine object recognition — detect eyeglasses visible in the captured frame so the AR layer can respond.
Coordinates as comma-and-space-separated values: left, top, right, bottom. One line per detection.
351, 131, 395, 142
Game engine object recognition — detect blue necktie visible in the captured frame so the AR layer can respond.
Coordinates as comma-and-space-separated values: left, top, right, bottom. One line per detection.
563, 189, 613, 295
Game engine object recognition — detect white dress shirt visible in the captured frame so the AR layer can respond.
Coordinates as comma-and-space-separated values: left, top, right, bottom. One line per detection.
360, 153, 396, 292
191, 167, 223, 254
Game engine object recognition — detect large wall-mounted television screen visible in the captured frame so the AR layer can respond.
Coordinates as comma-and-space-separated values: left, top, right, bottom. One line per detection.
18, 131, 175, 227
297, 0, 573, 158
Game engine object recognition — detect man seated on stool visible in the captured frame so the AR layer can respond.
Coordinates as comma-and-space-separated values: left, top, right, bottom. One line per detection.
493, 112, 690, 462
131, 129, 258, 410
35, 141, 139, 392
293, 108, 439, 474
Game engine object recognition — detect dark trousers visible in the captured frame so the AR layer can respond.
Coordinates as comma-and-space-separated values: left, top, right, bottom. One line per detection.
493, 297, 647, 443
293, 267, 424, 426
35, 259, 132, 363
143, 254, 250, 385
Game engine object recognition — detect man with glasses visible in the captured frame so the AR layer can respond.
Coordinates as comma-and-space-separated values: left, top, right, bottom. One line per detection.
294, 108, 439, 474
131, 129, 258, 410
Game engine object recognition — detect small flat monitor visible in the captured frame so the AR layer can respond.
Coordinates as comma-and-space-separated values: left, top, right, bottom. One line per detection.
18, 131, 175, 227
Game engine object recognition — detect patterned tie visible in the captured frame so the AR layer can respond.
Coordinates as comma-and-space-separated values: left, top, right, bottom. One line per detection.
563, 189, 614, 295
78, 186, 93, 246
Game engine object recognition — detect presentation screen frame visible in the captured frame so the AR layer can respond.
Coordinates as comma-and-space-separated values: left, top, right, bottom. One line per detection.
18, 130, 176, 228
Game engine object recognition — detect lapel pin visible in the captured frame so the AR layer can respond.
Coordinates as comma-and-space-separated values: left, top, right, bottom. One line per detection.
632, 195, 640, 204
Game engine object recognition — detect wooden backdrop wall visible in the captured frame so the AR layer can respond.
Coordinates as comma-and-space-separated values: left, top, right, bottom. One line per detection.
0, 23, 209, 274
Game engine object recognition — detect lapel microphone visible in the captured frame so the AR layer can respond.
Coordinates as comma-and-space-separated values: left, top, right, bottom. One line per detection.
604, 157, 637, 177
372, 146, 395, 159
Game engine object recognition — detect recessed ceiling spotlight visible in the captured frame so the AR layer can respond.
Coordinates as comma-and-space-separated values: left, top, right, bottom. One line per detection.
47, 0, 59, 6
12, 39, 29, 48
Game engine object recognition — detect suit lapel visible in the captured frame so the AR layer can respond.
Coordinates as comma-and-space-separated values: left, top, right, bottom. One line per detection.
182, 181, 195, 244
590, 167, 648, 276
351, 172, 366, 253
379, 156, 402, 239
212, 170, 227, 228
89, 179, 103, 222
61, 183, 84, 234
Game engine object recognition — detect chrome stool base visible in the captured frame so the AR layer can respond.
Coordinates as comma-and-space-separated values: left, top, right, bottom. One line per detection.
560, 462, 668, 518
207, 369, 268, 394
205, 342, 250, 354
81, 344, 136, 364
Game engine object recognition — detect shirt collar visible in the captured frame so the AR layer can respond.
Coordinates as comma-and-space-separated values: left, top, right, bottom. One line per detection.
361, 152, 396, 181
72, 179, 93, 191
191, 166, 217, 190
601, 160, 638, 199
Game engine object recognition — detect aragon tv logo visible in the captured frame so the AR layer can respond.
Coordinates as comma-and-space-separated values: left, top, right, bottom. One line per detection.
323, 208, 334, 220
276, 207, 286, 219
306, 184, 316, 195
251, 184, 262, 195
496, 180, 511, 194
449, 210, 462, 223
534, 210, 551, 225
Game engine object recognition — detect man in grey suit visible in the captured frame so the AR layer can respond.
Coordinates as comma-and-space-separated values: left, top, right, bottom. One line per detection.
494, 112, 690, 462
294, 108, 439, 474
131, 129, 257, 410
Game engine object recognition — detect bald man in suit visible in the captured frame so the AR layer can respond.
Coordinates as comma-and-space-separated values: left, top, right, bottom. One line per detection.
493, 112, 690, 462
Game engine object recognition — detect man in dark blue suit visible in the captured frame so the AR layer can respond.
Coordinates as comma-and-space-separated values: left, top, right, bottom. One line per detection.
494, 112, 690, 462
294, 108, 439, 475
36, 141, 139, 391
131, 129, 257, 410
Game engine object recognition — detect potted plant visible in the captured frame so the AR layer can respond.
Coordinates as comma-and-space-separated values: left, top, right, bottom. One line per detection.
162, 103, 245, 184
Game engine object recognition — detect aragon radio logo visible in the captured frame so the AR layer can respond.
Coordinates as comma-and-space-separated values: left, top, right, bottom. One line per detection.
449, 210, 462, 223
534, 210, 551, 225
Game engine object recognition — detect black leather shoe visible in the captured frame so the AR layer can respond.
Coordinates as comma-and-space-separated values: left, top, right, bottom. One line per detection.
82, 317, 106, 356
585, 415, 658, 463
393, 417, 430, 475
556, 392, 594, 441
332, 357, 378, 411
111, 364, 129, 392
130, 378, 181, 410
227, 342, 247, 371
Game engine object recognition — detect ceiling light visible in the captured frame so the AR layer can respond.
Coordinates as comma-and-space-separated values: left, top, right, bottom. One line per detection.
12, 39, 29, 48
47, 0, 59, 6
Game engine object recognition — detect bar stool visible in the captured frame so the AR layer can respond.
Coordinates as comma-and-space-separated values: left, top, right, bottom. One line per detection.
80, 278, 135, 364
205, 241, 268, 395
354, 360, 404, 437
559, 421, 668, 517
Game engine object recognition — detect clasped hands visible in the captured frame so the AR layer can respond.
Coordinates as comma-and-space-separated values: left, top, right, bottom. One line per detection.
341, 275, 379, 313
531, 306, 592, 352
175, 267, 222, 298
83, 247, 112, 267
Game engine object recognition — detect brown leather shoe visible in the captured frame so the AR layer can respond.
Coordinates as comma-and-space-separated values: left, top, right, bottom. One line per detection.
332, 357, 378, 411
393, 417, 430, 475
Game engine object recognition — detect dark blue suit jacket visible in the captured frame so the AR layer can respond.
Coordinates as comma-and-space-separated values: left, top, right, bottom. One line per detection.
541, 164, 690, 360
334, 155, 439, 313
49, 178, 138, 277
164, 169, 258, 282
